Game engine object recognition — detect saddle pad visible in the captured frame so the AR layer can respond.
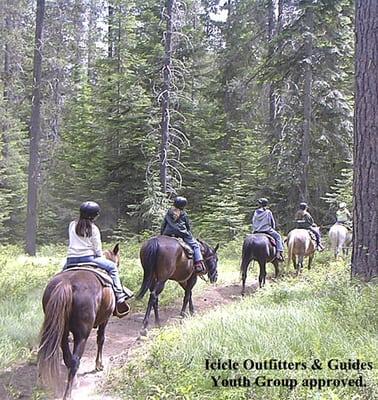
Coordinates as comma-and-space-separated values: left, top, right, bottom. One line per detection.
62, 266, 113, 287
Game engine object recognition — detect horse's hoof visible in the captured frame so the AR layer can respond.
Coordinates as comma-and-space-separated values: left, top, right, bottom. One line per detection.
95, 364, 104, 372
140, 328, 148, 337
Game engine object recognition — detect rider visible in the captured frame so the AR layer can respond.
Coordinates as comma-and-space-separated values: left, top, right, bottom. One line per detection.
64, 201, 133, 308
294, 202, 324, 251
336, 202, 352, 230
252, 198, 284, 262
160, 196, 205, 273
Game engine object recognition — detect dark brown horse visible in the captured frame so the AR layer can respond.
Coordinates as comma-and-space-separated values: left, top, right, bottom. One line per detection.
240, 233, 280, 295
136, 236, 219, 334
37, 244, 121, 400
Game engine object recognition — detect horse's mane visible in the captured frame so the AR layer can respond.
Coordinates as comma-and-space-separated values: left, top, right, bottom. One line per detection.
197, 239, 215, 257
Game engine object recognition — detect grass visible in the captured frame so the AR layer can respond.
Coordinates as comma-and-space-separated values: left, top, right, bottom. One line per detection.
103, 245, 378, 400
0, 240, 187, 370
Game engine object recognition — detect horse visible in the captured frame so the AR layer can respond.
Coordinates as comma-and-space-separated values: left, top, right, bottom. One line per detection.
136, 235, 219, 334
240, 233, 280, 295
37, 244, 122, 400
286, 228, 317, 272
329, 223, 352, 259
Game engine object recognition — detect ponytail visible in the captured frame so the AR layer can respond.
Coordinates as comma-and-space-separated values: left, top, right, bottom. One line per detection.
75, 217, 93, 237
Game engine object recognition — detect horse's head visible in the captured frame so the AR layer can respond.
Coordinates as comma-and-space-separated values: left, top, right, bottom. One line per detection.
200, 241, 219, 283
103, 243, 120, 268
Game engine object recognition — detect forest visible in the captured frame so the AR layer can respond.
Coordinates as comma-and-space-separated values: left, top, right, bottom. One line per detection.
0, 0, 355, 249
0, 1, 377, 399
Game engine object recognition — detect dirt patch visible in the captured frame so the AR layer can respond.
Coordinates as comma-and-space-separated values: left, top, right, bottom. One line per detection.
0, 279, 259, 400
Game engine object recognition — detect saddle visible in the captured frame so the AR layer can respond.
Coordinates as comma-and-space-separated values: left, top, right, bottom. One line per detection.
296, 229, 317, 244
336, 221, 352, 231
171, 237, 194, 258
63, 264, 113, 287
253, 232, 277, 247
62, 265, 130, 318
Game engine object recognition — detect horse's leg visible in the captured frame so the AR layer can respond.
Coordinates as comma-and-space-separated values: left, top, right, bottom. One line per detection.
298, 255, 304, 271
142, 281, 165, 332
152, 281, 166, 327
241, 258, 251, 296
273, 260, 279, 279
258, 261, 266, 288
308, 254, 314, 270
63, 330, 91, 400
61, 328, 72, 369
141, 281, 157, 333
95, 322, 108, 371
179, 274, 197, 317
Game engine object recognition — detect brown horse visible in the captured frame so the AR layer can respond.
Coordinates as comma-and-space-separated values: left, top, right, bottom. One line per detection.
136, 236, 219, 334
37, 244, 121, 400
287, 228, 317, 272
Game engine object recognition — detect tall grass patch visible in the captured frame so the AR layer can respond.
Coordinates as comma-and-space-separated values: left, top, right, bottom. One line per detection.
105, 256, 378, 400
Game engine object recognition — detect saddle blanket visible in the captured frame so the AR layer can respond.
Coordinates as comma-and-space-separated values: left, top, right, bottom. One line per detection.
253, 232, 277, 247
62, 265, 113, 287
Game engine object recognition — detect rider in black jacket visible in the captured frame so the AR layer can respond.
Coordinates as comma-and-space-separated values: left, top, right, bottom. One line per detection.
161, 196, 205, 273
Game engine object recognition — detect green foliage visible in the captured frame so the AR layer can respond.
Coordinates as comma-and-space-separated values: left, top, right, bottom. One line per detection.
105, 254, 378, 400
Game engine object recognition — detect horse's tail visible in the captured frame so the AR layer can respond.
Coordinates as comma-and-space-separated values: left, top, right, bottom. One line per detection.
136, 237, 159, 300
38, 280, 72, 390
240, 237, 252, 273
287, 234, 294, 264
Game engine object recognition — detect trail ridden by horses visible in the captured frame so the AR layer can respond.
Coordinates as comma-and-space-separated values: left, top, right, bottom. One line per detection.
0, 277, 259, 400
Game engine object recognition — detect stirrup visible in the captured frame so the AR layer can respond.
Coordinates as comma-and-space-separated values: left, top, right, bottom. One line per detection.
113, 301, 130, 318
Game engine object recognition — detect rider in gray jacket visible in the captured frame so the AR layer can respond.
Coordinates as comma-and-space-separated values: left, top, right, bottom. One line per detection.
252, 198, 284, 261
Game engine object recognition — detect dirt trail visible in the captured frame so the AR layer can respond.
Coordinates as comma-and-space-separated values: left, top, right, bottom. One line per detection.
0, 280, 258, 400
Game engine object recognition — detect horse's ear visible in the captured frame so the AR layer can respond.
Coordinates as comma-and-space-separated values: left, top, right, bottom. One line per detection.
113, 243, 120, 255
214, 243, 219, 253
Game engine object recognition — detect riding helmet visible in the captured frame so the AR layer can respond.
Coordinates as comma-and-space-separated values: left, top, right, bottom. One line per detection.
257, 198, 269, 207
80, 201, 101, 219
339, 202, 346, 209
173, 196, 188, 210
299, 202, 308, 210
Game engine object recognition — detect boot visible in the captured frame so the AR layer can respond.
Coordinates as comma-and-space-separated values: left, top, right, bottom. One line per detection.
276, 251, 284, 262
123, 286, 134, 300
193, 260, 206, 274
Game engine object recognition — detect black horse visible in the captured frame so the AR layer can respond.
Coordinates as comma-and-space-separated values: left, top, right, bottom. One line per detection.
240, 233, 280, 295
136, 236, 219, 335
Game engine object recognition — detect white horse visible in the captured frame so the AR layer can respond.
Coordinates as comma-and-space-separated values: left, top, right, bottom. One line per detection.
328, 223, 352, 259
287, 228, 318, 273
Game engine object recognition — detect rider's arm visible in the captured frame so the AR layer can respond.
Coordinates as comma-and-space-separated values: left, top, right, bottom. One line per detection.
269, 211, 276, 230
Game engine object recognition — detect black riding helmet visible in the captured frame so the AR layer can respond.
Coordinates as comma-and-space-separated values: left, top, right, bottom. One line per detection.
299, 202, 308, 210
257, 198, 269, 207
173, 196, 188, 210
80, 201, 100, 219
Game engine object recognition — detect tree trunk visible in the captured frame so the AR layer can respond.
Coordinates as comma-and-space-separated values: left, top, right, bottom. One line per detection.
25, 0, 45, 255
351, 0, 378, 279
299, 3, 313, 201
160, 0, 174, 194
267, 0, 276, 133
1, 11, 11, 171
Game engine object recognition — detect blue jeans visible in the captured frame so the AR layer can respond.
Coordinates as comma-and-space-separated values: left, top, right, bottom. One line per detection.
65, 255, 126, 302
183, 237, 203, 262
